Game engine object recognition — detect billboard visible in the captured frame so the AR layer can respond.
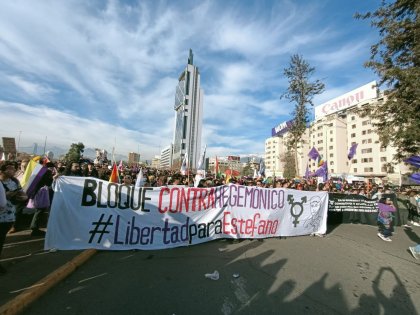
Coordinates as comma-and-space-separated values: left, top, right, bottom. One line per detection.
271, 120, 293, 137
314, 81, 377, 120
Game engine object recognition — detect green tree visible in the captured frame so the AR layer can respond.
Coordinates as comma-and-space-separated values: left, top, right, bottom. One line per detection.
281, 54, 325, 175
355, 0, 420, 161
64, 142, 85, 164
282, 151, 296, 179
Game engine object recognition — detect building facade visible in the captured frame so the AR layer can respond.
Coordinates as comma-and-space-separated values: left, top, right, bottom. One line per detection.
128, 152, 140, 166
265, 123, 310, 178
266, 81, 408, 184
172, 49, 204, 171
160, 145, 173, 169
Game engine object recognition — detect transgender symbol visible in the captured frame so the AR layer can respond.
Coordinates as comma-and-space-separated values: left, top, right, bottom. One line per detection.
287, 195, 307, 227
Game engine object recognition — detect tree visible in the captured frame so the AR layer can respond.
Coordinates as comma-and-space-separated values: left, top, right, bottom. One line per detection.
355, 0, 420, 161
64, 142, 85, 164
281, 54, 325, 175
282, 151, 296, 179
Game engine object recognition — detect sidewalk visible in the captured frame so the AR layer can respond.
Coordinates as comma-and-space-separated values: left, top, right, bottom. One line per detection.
0, 229, 84, 307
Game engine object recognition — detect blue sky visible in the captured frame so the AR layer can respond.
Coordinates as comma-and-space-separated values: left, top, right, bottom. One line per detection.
0, 0, 382, 161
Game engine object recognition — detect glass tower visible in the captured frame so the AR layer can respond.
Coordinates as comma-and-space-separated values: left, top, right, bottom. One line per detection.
172, 49, 203, 170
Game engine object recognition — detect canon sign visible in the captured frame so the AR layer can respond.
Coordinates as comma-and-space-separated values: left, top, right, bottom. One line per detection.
314, 81, 377, 120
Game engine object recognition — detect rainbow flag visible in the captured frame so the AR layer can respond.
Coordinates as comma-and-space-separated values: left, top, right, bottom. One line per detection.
109, 163, 120, 183
317, 155, 325, 167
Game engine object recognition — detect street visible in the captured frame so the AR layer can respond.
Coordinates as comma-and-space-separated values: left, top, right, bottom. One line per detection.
2, 223, 419, 315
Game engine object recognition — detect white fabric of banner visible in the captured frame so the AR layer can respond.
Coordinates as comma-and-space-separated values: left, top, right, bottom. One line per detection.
45, 177, 329, 250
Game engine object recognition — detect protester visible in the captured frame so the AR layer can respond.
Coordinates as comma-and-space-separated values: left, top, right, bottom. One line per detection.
0, 161, 28, 273
377, 197, 395, 242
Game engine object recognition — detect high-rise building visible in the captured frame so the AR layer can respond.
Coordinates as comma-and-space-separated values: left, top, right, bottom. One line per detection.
172, 49, 204, 170
128, 152, 140, 166
265, 81, 409, 184
160, 145, 173, 169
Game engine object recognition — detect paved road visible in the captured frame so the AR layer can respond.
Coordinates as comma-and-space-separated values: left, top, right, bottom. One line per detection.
2, 223, 419, 315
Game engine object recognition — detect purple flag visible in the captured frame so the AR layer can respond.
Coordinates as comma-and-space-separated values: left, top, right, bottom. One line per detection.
304, 164, 310, 179
313, 161, 328, 181
348, 143, 358, 160
409, 173, 420, 184
404, 156, 420, 168
308, 147, 320, 160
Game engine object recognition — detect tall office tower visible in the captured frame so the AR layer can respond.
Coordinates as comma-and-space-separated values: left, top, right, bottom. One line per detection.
172, 49, 204, 170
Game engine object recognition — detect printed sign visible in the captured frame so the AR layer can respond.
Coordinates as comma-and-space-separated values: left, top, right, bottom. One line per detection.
45, 177, 329, 250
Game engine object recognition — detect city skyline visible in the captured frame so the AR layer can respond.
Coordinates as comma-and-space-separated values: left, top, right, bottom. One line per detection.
0, 1, 382, 160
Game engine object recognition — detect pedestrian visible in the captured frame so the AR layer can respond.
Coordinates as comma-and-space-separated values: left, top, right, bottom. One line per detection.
377, 197, 396, 242
0, 161, 28, 273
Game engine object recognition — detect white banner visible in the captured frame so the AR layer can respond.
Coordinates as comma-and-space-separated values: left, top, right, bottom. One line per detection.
45, 177, 329, 250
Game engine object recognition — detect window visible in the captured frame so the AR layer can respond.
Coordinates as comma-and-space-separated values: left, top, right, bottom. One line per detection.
352, 159, 357, 163
351, 116, 355, 121
330, 138, 333, 142
318, 147, 323, 151
362, 130, 367, 135
380, 147, 386, 152
317, 140, 323, 144
368, 129, 372, 134
364, 167, 374, 172
330, 130, 333, 134
380, 157, 387, 162
352, 124, 356, 129
361, 148, 372, 154
351, 133, 356, 138
362, 120, 371, 126
329, 153, 334, 158
318, 133, 322, 137
381, 166, 387, 172
330, 161, 334, 165
354, 168, 357, 172
331, 169, 334, 173
329, 146, 333, 150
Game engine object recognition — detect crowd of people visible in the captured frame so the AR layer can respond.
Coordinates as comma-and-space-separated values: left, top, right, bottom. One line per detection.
1, 157, 419, 274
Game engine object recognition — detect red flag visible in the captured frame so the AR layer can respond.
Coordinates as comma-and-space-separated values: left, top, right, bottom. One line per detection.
215, 156, 220, 178
109, 163, 120, 183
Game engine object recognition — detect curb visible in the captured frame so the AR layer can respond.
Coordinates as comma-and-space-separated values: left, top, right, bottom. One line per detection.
0, 249, 97, 315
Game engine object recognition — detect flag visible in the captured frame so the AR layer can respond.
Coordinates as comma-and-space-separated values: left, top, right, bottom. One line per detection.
348, 143, 358, 160
409, 173, 420, 184
180, 152, 189, 175
194, 174, 204, 187
135, 168, 144, 187
225, 173, 231, 184
314, 161, 328, 182
404, 155, 420, 168
196, 145, 207, 177
109, 163, 120, 183
214, 156, 221, 178
317, 155, 325, 167
118, 160, 124, 172
308, 147, 320, 160
304, 164, 310, 179
21, 159, 48, 198
258, 159, 265, 177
